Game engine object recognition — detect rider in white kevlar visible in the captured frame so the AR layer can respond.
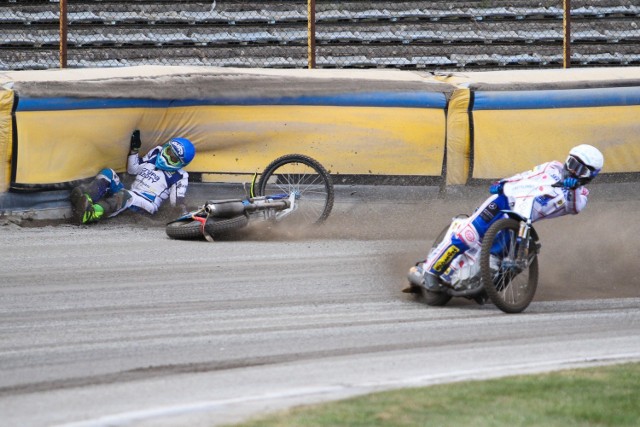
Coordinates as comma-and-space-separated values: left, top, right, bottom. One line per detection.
407, 144, 604, 291
70, 130, 196, 224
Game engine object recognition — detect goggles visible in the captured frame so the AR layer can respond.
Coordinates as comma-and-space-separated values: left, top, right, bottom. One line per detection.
162, 144, 182, 167
565, 155, 593, 179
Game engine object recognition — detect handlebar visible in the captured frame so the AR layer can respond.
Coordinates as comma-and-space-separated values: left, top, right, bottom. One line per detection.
551, 178, 586, 189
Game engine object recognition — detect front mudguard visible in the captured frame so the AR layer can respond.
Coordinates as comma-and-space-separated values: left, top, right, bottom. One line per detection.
166, 211, 199, 225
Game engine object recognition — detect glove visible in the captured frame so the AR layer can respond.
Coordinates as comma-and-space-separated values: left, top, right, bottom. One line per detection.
563, 177, 579, 189
489, 181, 504, 195
130, 130, 141, 153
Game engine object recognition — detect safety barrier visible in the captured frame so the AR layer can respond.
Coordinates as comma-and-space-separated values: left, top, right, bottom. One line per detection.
1, 66, 639, 203
437, 68, 640, 184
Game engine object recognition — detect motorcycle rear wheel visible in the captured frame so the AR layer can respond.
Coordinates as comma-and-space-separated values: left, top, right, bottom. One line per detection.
480, 218, 538, 313
166, 215, 249, 240
256, 154, 334, 226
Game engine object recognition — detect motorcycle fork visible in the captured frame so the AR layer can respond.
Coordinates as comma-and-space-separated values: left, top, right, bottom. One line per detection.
516, 219, 532, 268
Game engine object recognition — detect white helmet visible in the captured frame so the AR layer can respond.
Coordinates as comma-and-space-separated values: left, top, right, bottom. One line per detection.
564, 144, 604, 183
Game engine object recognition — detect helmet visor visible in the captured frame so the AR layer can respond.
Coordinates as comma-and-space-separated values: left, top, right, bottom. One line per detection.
162, 145, 182, 168
565, 155, 593, 179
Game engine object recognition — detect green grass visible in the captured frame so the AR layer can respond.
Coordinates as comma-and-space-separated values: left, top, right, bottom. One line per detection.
230, 362, 640, 427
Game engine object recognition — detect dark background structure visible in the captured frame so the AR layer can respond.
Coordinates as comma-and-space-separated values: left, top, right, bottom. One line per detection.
1, 0, 639, 71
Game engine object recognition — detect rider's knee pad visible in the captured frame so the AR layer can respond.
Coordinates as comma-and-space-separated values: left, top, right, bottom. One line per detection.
453, 224, 479, 249
96, 168, 124, 195
96, 168, 117, 183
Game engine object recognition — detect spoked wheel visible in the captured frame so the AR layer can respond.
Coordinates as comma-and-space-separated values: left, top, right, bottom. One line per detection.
480, 218, 539, 313
256, 154, 334, 225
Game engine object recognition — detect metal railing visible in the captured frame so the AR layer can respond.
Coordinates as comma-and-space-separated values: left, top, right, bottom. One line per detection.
1, 0, 638, 71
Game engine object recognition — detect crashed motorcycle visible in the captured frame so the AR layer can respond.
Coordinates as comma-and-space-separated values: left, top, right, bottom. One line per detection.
405, 178, 569, 313
166, 154, 334, 241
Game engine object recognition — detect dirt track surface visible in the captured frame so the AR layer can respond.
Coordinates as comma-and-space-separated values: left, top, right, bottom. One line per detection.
8, 181, 639, 301
231, 181, 640, 302
1, 183, 639, 426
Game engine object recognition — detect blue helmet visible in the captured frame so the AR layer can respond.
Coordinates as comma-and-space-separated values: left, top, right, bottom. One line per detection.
155, 137, 195, 172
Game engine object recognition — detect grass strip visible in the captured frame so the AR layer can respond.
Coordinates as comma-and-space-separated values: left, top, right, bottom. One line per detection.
231, 362, 640, 427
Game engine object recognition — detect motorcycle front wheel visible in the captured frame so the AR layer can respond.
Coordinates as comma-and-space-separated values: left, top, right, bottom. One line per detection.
480, 218, 538, 313
256, 154, 334, 226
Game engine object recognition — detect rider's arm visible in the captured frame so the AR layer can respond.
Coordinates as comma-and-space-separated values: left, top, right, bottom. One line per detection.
564, 186, 589, 214
127, 130, 142, 175
173, 172, 189, 207
127, 152, 141, 175
128, 146, 161, 175
504, 161, 560, 184
163, 171, 189, 208
550, 160, 588, 214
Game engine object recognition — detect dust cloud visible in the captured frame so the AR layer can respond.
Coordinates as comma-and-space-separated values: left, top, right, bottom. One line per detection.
281, 184, 640, 302
208, 183, 639, 301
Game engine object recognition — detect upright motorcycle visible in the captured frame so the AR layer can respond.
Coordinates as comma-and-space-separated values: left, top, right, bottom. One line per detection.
407, 178, 567, 313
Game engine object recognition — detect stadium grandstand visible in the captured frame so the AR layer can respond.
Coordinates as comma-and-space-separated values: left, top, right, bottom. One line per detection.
0, 0, 639, 71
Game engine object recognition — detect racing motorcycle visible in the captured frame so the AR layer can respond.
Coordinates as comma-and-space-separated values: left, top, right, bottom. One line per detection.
166, 154, 334, 241
406, 177, 567, 313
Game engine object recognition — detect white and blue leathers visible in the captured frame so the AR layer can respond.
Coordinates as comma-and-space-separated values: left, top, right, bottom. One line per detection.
90, 145, 190, 218
424, 160, 590, 282
126, 145, 190, 214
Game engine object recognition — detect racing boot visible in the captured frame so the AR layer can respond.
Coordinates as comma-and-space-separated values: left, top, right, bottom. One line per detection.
403, 264, 443, 293
70, 187, 93, 224
80, 203, 105, 224
70, 186, 108, 224
423, 271, 443, 291
403, 264, 425, 293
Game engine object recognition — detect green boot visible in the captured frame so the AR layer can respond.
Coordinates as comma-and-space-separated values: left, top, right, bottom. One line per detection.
70, 187, 92, 224
82, 203, 104, 224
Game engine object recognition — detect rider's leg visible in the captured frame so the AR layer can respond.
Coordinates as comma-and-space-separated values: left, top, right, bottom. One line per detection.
423, 194, 508, 286
81, 189, 159, 224
70, 169, 125, 224
468, 194, 509, 238
79, 189, 133, 224
424, 230, 473, 286
80, 169, 124, 202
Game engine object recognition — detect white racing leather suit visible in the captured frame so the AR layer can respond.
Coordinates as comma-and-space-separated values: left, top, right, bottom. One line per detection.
126, 146, 189, 214
84, 145, 189, 218
424, 161, 590, 285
